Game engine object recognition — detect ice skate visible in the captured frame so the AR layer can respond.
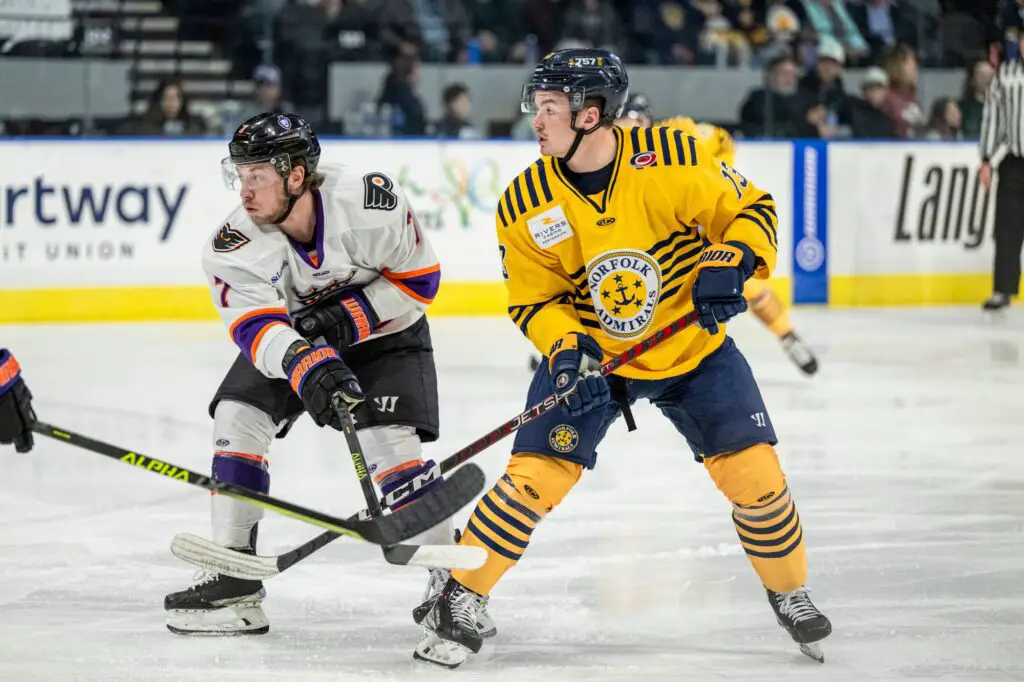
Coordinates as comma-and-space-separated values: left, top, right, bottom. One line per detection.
767, 586, 831, 662
780, 331, 818, 376
983, 293, 1011, 316
413, 578, 484, 668
413, 568, 497, 638
164, 570, 268, 636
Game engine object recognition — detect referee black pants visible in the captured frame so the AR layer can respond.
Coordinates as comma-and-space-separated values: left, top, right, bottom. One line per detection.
994, 155, 1024, 296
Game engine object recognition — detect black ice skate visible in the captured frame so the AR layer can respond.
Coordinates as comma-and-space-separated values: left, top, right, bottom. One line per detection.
982, 293, 1011, 313
413, 567, 497, 638
767, 587, 831, 663
165, 570, 268, 636
780, 331, 819, 376
413, 578, 484, 668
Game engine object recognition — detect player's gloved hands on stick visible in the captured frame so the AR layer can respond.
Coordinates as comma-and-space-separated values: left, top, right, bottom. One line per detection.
0, 349, 36, 453
548, 332, 611, 417
691, 241, 756, 335
285, 343, 365, 430
293, 289, 378, 351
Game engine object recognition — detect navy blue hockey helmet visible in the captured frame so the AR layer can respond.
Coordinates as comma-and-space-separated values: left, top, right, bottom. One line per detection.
521, 48, 630, 125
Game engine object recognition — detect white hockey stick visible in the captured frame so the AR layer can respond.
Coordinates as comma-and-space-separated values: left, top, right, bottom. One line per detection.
171, 532, 486, 579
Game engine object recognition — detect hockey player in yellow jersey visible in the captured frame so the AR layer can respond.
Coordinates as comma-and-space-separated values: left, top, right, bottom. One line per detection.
616, 93, 819, 376
413, 49, 831, 668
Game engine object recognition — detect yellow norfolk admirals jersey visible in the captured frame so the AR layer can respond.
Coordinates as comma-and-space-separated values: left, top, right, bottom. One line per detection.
496, 125, 777, 381
659, 116, 735, 166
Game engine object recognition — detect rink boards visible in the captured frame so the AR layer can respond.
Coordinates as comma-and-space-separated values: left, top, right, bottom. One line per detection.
0, 138, 1002, 322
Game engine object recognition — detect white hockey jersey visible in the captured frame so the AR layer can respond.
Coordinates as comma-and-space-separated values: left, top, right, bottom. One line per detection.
201, 165, 440, 381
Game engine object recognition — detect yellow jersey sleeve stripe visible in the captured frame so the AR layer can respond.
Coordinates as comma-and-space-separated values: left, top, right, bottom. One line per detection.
502, 188, 517, 224
480, 494, 536, 537
512, 176, 528, 215
657, 126, 673, 165
522, 166, 541, 209
465, 518, 523, 560
534, 159, 553, 202
644, 126, 656, 154
497, 198, 508, 228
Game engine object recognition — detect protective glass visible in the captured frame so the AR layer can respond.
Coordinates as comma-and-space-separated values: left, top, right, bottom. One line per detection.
220, 154, 291, 191
520, 83, 587, 114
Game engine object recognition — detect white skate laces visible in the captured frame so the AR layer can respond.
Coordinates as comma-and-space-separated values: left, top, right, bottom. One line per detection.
776, 587, 819, 624
449, 585, 479, 631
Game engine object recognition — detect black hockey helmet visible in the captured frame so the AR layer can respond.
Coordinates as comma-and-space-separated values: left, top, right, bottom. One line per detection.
620, 93, 653, 123
520, 48, 630, 125
222, 112, 322, 223
223, 112, 321, 188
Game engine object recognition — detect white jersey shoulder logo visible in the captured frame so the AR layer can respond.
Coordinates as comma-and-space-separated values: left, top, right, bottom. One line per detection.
587, 249, 661, 339
363, 172, 398, 211
527, 206, 574, 249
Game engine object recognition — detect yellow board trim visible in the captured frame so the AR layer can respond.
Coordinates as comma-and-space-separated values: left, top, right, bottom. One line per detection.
0, 277, 794, 324
830, 273, 1020, 307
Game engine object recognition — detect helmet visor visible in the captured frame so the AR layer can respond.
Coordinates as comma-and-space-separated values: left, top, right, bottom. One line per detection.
220, 154, 292, 191
521, 83, 588, 114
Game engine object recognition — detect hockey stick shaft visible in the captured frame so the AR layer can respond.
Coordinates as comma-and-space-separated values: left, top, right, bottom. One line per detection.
251, 310, 702, 572
32, 421, 404, 545
430, 310, 701, 480
331, 394, 384, 517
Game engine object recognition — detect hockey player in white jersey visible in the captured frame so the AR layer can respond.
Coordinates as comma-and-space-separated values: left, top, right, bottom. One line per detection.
164, 112, 492, 636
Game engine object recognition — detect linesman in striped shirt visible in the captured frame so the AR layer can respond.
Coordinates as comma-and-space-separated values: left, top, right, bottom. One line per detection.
979, 29, 1024, 312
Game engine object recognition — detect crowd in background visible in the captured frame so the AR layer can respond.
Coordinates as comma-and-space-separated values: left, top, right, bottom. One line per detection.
0, 0, 1020, 141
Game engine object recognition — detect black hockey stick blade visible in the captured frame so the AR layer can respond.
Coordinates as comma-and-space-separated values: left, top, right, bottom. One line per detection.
31, 421, 482, 546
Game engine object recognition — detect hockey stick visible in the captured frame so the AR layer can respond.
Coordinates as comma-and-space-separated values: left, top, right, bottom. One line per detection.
172, 310, 701, 579
331, 394, 486, 570
31, 421, 485, 548
172, 398, 486, 578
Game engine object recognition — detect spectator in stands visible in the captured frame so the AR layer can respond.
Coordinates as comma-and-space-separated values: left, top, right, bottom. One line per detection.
435, 83, 481, 138
848, 65, 898, 137
958, 58, 994, 139
379, 0, 424, 58
881, 43, 926, 137
728, 0, 773, 65
924, 97, 963, 140
790, 0, 870, 65
561, 0, 624, 54
847, 0, 910, 64
120, 78, 207, 136
693, 0, 752, 66
522, 0, 568, 56
464, 0, 529, 62
328, 0, 382, 61
405, 0, 471, 62
378, 54, 428, 135
795, 37, 853, 138
275, 0, 333, 127
739, 53, 803, 137
628, 0, 700, 64
226, 65, 297, 135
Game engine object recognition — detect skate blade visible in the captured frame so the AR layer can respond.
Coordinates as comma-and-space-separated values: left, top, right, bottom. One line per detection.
165, 604, 269, 636
413, 631, 469, 669
798, 642, 824, 663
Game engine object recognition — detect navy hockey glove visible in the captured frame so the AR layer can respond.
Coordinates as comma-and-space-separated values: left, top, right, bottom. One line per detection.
548, 332, 611, 417
0, 349, 35, 453
293, 289, 378, 351
691, 241, 756, 335
379, 458, 442, 511
285, 342, 365, 430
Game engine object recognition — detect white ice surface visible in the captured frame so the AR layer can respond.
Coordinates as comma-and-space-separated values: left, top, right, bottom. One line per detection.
2, 308, 1024, 681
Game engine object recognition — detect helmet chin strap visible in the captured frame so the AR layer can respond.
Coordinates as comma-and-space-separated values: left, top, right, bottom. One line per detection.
271, 177, 306, 226
561, 111, 603, 164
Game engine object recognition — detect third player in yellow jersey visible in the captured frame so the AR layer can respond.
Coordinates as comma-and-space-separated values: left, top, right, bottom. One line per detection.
616, 93, 819, 375
413, 49, 831, 669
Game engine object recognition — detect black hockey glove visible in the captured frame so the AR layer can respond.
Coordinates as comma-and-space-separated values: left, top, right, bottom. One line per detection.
284, 342, 365, 430
0, 349, 36, 453
293, 289, 379, 352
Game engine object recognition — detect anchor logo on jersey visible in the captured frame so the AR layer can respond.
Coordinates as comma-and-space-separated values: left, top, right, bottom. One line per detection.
587, 249, 661, 339
212, 224, 250, 252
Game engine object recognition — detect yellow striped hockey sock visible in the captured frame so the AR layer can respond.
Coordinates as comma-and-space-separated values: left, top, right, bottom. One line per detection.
704, 444, 807, 593
453, 453, 581, 596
